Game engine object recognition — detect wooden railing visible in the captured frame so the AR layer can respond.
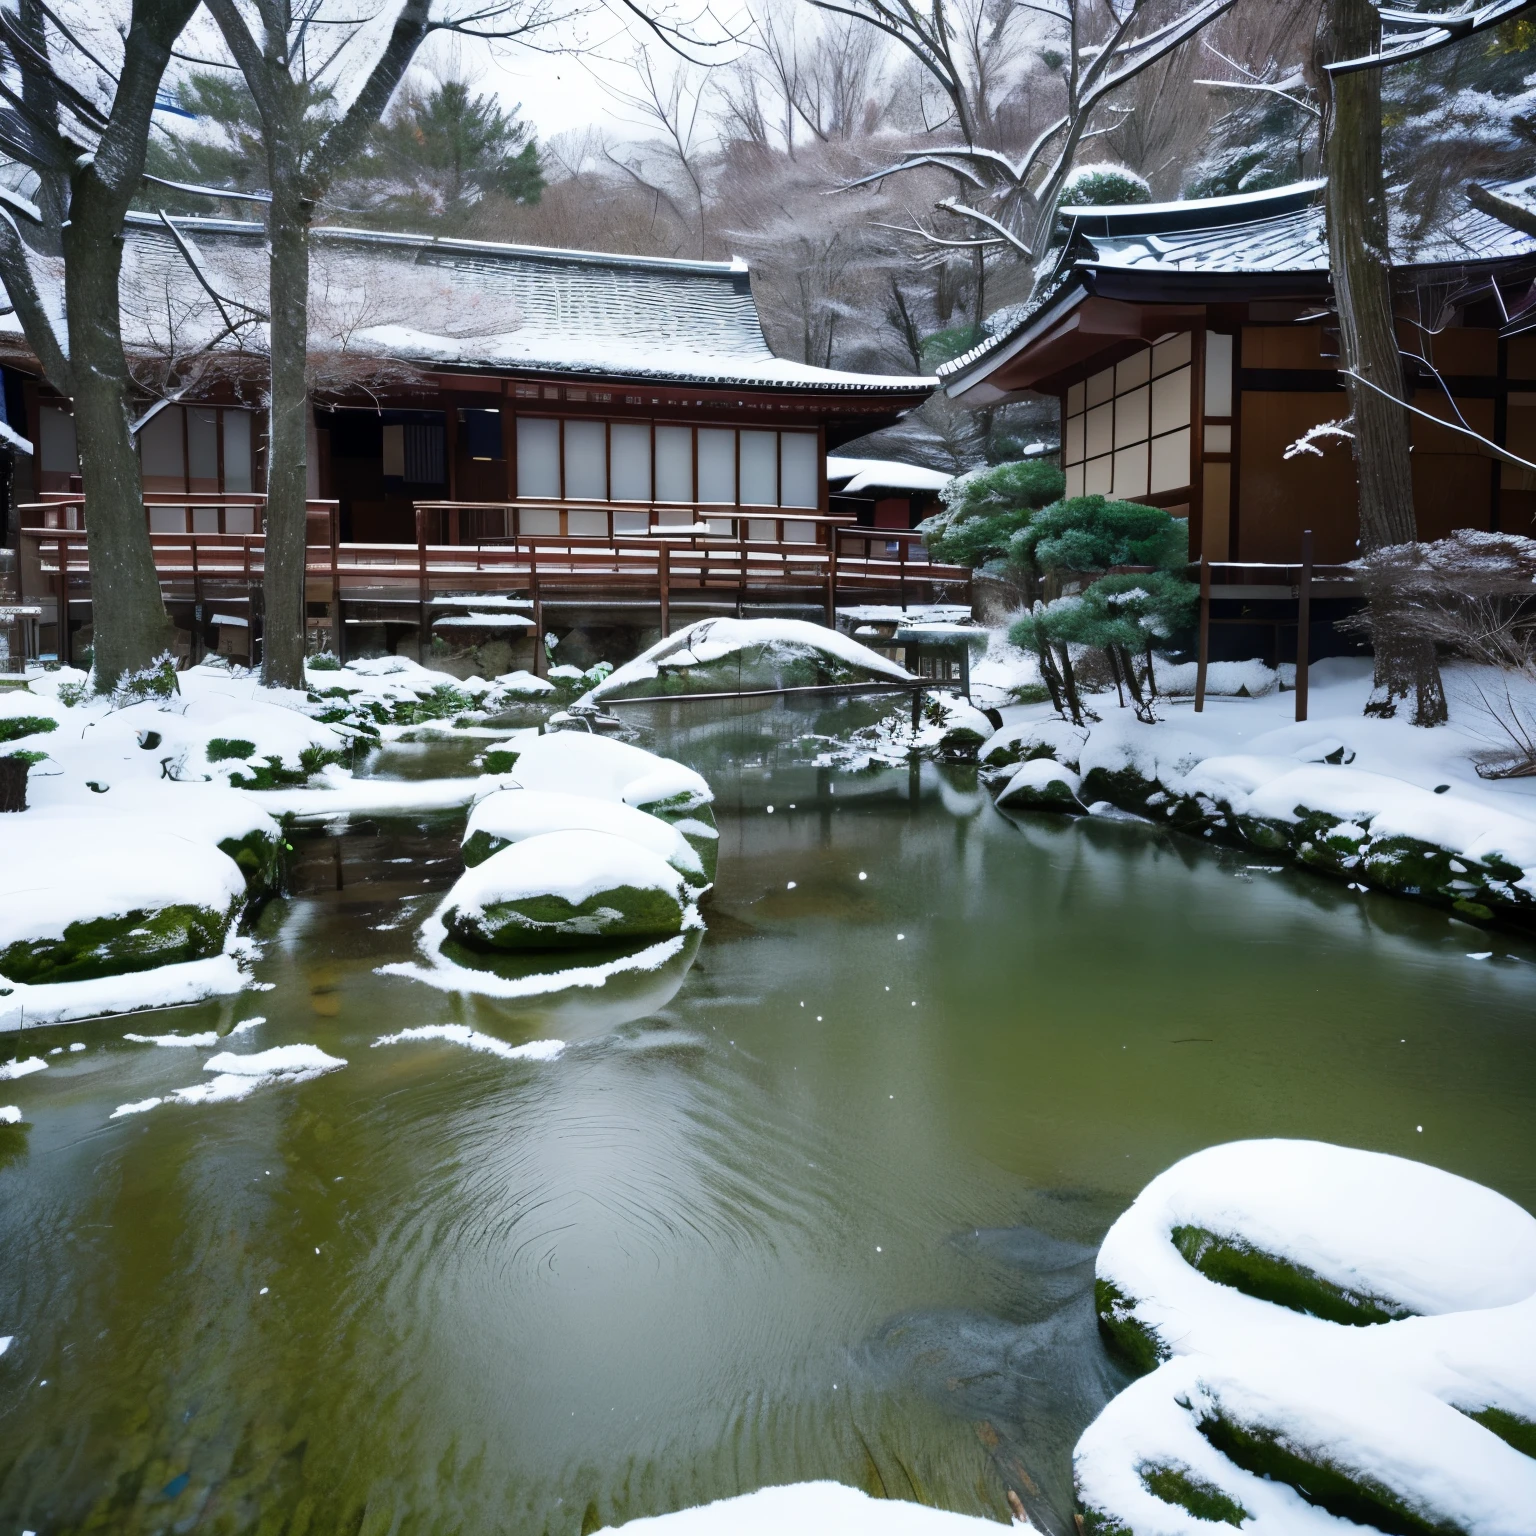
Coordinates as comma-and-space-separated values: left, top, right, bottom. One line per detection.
1195, 533, 1359, 723
21, 514, 970, 668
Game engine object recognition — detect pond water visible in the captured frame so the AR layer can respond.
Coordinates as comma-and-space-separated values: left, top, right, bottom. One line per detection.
4, 697, 1536, 1535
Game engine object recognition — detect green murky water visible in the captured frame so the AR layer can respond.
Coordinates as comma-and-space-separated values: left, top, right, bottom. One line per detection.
3, 698, 1536, 1534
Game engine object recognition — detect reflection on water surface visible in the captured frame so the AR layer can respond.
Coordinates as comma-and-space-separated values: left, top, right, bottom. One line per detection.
3, 696, 1535, 1533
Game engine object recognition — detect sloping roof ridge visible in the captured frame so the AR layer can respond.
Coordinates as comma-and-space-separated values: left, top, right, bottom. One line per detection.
1057, 178, 1326, 237
122, 210, 751, 277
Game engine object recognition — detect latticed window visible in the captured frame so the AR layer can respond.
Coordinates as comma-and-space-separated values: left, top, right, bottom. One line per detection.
1062, 333, 1192, 499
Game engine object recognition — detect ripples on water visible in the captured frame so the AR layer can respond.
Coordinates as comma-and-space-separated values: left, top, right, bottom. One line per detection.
3, 696, 1536, 1533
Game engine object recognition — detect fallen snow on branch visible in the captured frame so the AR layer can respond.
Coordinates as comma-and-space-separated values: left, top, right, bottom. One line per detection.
1283, 416, 1353, 459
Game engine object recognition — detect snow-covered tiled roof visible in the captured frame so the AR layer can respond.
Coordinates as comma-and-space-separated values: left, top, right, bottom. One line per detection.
827, 455, 952, 492
937, 176, 1536, 389
1, 215, 934, 398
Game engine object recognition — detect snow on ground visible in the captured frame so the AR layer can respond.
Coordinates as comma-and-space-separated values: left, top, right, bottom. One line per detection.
980, 656, 1536, 919
108, 1044, 346, 1118
1079, 1139, 1536, 1533
593, 1482, 1008, 1533
583, 617, 910, 704
371, 1024, 565, 1061
0, 1105, 19, 1124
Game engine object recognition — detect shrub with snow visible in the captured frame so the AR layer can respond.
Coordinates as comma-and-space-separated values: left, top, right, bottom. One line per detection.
1078, 1139, 1536, 1533
442, 830, 693, 951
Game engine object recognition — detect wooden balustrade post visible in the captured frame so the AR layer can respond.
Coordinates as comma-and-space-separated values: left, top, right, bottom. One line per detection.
1194, 556, 1211, 713
824, 529, 838, 629
1296, 528, 1313, 724
530, 549, 543, 677
416, 504, 428, 663
331, 503, 345, 664
899, 534, 908, 614
190, 539, 202, 664
659, 542, 671, 638
55, 534, 68, 666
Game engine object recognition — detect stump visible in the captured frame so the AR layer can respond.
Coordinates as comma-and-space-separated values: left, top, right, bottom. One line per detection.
0, 755, 27, 812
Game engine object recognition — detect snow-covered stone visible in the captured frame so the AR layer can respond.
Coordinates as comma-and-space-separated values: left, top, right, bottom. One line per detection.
978, 717, 1089, 770
463, 789, 708, 884
0, 819, 248, 986
583, 617, 910, 704
442, 830, 694, 951
592, 1482, 1005, 1534
995, 758, 1082, 813
495, 730, 713, 819
1079, 1139, 1536, 1534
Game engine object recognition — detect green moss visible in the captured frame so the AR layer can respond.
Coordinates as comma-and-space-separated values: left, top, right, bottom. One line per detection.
1198, 1411, 1466, 1536
226, 745, 348, 789
1139, 1463, 1248, 1526
1465, 1405, 1536, 1459
479, 748, 520, 774
0, 900, 237, 985
308, 653, 342, 670
5, 749, 47, 768
206, 737, 257, 763
939, 726, 987, 762
445, 882, 684, 951
999, 772, 1081, 815
1010, 683, 1051, 705
1172, 1225, 1412, 1325
1077, 1505, 1133, 1536
1094, 1278, 1168, 1375
217, 829, 285, 899
461, 829, 506, 868
671, 803, 719, 883
0, 715, 56, 743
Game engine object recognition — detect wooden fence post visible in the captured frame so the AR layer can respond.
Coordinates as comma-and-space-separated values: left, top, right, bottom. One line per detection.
55, 534, 68, 666
1296, 528, 1313, 724
416, 504, 428, 663
530, 549, 543, 678
1194, 555, 1211, 713
659, 542, 671, 638
190, 539, 202, 665
825, 529, 838, 628
331, 503, 345, 664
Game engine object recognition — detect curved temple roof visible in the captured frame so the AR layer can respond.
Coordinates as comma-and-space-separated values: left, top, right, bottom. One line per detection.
0, 215, 935, 400
939, 176, 1536, 397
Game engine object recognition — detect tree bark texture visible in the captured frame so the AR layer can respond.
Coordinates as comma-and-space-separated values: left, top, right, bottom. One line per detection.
1319, 0, 1447, 725
62, 0, 198, 688
261, 156, 313, 691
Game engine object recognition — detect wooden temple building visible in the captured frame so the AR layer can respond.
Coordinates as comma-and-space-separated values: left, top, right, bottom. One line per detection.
938, 177, 1536, 660
0, 217, 942, 662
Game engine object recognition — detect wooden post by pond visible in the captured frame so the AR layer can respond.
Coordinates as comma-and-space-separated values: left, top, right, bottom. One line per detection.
824, 531, 838, 629
658, 542, 671, 638
1195, 556, 1211, 712
529, 550, 543, 678
331, 503, 345, 664
55, 534, 68, 666
416, 505, 429, 663
1296, 528, 1313, 724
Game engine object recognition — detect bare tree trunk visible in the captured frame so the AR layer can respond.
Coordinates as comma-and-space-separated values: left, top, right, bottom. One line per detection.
262, 155, 312, 691
66, 193, 176, 684
1319, 0, 1446, 725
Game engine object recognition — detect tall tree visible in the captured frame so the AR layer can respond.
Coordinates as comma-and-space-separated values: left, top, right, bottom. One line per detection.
1315, 0, 1444, 721
0, 0, 199, 688
824, 0, 1238, 276
360, 76, 544, 224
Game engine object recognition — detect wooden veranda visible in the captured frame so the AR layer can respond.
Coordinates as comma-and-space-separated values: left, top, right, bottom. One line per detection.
16, 494, 970, 669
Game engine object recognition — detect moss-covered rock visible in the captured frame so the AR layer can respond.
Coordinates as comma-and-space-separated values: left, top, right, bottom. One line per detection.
1172, 1225, 1413, 1326
441, 831, 690, 952
1094, 1278, 1167, 1375
217, 828, 287, 900
0, 898, 238, 985
671, 804, 719, 883
996, 758, 1082, 814
1139, 1464, 1248, 1527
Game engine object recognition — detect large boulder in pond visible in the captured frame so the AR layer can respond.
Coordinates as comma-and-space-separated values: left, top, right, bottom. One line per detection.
493, 730, 713, 819
0, 820, 248, 985
442, 830, 692, 951
463, 789, 707, 887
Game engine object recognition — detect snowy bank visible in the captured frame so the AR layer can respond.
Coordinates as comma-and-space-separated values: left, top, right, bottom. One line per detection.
581, 617, 910, 703
1078, 1139, 1536, 1534
981, 658, 1536, 927
490, 729, 714, 820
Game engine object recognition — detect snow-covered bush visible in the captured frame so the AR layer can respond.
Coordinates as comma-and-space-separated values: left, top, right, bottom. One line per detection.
1060, 163, 1152, 208
917, 459, 1064, 571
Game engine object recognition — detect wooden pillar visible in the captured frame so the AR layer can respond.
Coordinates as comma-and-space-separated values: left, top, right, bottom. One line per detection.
658, 541, 670, 638
416, 503, 428, 663
331, 503, 345, 664
1295, 528, 1313, 724
443, 397, 458, 501
1195, 555, 1211, 712
529, 549, 543, 677
824, 529, 838, 629
190, 539, 202, 665
55, 533, 67, 665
